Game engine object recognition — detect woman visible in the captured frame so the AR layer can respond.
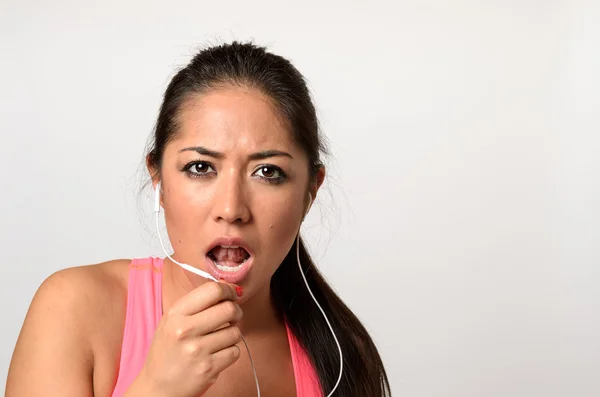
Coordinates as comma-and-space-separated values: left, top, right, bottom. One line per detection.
6, 41, 391, 397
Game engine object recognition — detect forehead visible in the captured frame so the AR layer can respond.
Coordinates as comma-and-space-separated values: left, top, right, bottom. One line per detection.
172, 87, 298, 153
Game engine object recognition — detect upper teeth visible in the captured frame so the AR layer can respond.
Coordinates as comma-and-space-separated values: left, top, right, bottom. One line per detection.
220, 245, 239, 249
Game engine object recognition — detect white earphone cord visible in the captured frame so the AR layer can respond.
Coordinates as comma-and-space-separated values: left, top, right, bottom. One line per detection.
295, 232, 344, 396
154, 185, 343, 396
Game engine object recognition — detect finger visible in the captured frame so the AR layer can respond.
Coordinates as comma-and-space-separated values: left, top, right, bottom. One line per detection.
208, 344, 242, 375
170, 281, 239, 316
188, 300, 243, 336
202, 325, 242, 354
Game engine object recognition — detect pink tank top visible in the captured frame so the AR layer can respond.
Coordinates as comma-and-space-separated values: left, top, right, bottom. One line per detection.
111, 257, 323, 397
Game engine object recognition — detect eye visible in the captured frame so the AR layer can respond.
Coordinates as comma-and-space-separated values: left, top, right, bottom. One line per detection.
184, 161, 216, 178
253, 165, 286, 183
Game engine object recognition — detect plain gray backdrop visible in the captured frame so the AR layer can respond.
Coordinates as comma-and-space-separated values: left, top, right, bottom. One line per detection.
1, 1, 599, 396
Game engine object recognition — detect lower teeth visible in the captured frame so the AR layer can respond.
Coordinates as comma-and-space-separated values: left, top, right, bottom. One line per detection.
210, 255, 248, 273
215, 263, 243, 272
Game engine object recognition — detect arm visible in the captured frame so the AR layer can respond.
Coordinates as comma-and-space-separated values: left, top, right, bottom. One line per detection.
5, 268, 95, 397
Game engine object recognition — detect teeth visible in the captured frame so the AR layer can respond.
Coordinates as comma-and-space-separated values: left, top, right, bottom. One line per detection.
209, 255, 248, 273
216, 263, 244, 272
220, 245, 239, 249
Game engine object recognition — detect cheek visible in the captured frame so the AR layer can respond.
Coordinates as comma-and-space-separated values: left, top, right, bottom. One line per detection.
163, 190, 207, 249
259, 204, 302, 263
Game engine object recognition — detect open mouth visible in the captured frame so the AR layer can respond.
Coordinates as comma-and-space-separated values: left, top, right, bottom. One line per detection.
207, 245, 251, 273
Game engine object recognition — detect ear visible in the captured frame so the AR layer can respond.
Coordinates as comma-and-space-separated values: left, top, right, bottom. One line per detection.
309, 165, 326, 202
146, 153, 160, 191
146, 153, 163, 211
303, 165, 325, 221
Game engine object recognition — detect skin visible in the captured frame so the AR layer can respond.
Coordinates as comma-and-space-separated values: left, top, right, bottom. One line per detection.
5, 86, 325, 397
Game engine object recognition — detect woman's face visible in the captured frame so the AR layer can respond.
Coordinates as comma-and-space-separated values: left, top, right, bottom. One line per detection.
152, 86, 323, 296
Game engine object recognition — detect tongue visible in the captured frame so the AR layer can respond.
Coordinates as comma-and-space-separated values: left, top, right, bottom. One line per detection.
211, 247, 247, 265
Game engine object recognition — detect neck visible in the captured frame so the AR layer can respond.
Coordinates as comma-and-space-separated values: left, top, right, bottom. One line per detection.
163, 256, 283, 335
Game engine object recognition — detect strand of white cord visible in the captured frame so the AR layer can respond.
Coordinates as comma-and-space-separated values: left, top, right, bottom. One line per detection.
295, 233, 343, 396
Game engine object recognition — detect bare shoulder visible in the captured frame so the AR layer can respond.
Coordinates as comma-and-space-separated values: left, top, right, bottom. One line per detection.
32, 259, 130, 326
5, 259, 132, 397
43, 258, 130, 291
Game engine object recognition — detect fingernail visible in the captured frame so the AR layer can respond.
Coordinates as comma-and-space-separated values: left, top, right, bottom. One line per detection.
235, 286, 244, 297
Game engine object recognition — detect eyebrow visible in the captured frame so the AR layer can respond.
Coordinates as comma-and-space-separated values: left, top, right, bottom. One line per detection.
179, 146, 293, 160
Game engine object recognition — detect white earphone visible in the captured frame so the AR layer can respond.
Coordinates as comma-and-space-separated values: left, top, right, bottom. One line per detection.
153, 181, 342, 397
153, 181, 162, 213
303, 192, 313, 221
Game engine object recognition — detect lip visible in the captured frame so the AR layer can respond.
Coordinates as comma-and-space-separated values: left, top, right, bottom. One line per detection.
205, 255, 253, 284
205, 236, 254, 284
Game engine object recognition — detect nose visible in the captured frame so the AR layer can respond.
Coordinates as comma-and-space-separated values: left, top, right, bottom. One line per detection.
210, 172, 250, 224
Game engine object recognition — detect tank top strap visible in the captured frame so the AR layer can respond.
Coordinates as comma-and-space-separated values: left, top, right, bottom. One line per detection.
111, 257, 164, 397
285, 322, 325, 397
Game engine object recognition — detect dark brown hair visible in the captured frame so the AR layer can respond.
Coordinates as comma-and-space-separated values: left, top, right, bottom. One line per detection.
145, 41, 391, 396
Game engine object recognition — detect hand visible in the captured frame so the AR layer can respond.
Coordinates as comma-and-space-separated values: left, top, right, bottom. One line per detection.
128, 281, 243, 397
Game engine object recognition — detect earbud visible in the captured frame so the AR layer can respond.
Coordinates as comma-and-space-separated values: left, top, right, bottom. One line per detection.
154, 181, 161, 213
302, 193, 313, 221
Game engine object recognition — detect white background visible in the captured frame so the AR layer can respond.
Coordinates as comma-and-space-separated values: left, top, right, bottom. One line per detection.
1, 1, 599, 396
